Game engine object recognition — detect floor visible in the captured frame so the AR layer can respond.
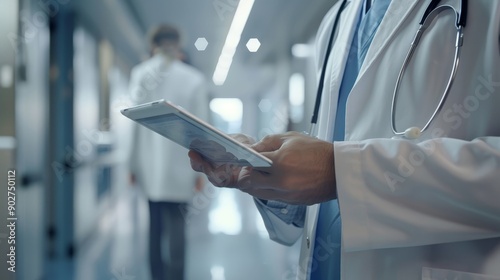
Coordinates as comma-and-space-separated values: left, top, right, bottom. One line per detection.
74, 184, 301, 280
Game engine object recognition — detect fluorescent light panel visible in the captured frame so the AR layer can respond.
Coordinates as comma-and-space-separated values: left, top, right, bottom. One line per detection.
292, 43, 313, 58
289, 73, 305, 123
212, 0, 255, 85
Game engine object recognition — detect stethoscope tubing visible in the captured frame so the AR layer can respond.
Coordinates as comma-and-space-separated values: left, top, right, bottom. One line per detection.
391, 3, 466, 138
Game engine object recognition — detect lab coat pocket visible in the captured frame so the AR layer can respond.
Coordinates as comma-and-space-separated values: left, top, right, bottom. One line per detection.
422, 267, 500, 280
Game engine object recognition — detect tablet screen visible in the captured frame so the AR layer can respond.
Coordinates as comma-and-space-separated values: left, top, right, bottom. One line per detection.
137, 113, 257, 165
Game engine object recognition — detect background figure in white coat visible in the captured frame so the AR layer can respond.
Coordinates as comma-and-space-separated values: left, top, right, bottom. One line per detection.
189, 1, 500, 279
129, 24, 209, 280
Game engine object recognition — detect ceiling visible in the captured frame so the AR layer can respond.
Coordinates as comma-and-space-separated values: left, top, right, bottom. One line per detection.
76, 0, 336, 82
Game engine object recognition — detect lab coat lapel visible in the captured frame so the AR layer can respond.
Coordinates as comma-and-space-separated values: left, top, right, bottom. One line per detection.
341, 0, 420, 140
300, 1, 364, 279
357, 0, 419, 77
317, 0, 363, 141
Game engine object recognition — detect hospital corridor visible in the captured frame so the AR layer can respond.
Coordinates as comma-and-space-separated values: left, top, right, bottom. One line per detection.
0, 0, 328, 279
73, 179, 300, 280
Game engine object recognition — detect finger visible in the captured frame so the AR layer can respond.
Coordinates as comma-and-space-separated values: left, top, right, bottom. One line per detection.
251, 134, 285, 152
188, 150, 230, 169
229, 133, 256, 145
200, 162, 230, 188
188, 150, 205, 172
206, 162, 242, 188
189, 150, 235, 188
258, 151, 279, 163
205, 170, 229, 187
238, 168, 277, 191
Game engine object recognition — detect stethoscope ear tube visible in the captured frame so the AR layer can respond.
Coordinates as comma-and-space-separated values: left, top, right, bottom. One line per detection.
422, 0, 467, 27
458, 0, 468, 27
420, 0, 441, 25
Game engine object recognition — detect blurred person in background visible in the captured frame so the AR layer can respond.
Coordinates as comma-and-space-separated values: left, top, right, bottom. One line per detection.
128, 24, 209, 280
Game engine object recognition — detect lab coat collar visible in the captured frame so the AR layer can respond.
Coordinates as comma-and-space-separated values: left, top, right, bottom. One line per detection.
316, 0, 363, 141
151, 52, 176, 68
358, 0, 419, 77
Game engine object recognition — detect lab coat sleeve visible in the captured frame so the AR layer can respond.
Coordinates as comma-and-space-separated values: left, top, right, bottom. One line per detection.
334, 136, 500, 252
254, 198, 304, 246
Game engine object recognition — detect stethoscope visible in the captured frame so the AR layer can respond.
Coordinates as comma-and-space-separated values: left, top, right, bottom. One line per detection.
309, 0, 468, 139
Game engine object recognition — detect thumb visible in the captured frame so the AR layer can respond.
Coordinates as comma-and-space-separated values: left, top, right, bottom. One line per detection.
251, 134, 285, 153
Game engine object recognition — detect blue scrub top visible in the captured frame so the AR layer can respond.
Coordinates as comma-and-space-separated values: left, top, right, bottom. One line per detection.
310, 0, 392, 279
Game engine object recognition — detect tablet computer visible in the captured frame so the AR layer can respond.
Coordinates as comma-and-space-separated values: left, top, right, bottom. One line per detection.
121, 99, 272, 167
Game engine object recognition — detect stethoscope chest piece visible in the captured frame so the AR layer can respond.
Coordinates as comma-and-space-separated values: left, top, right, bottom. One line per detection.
404, 127, 422, 139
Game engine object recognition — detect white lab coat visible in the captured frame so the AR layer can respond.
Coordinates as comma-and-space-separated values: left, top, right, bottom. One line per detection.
258, 0, 500, 279
129, 54, 209, 202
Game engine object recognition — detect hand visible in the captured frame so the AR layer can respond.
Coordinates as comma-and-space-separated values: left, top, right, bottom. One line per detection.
189, 132, 337, 205
189, 133, 256, 188
189, 139, 239, 163
194, 176, 205, 192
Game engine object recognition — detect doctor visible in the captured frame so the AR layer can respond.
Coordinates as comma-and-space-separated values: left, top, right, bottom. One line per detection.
129, 24, 209, 280
189, 0, 500, 279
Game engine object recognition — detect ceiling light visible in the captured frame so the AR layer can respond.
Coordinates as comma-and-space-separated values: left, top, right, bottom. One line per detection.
292, 43, 313, 58
212, 0, 255, 86
246, 38, 261, 52
194, 37, 209, 51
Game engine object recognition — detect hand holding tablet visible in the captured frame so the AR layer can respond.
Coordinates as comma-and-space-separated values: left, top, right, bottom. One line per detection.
121, 99, 272, 167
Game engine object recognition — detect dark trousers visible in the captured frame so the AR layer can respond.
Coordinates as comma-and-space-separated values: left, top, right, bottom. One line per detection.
148, 200, 186, 280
